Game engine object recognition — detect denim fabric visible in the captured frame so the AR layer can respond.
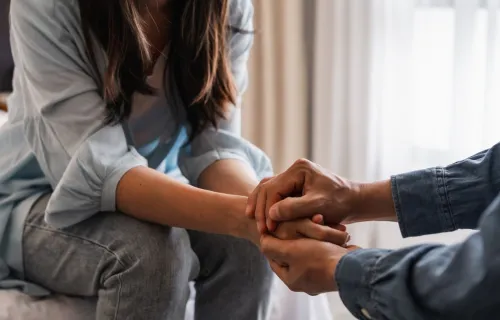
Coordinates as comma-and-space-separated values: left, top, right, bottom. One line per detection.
336, 142, 500, 319
21, 194, 272, 320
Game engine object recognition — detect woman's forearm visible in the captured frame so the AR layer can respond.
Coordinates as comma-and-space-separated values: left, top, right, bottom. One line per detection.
117, 166, 255, 241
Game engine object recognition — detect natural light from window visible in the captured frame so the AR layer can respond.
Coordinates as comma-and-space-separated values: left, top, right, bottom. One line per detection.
410, 5, 499, 168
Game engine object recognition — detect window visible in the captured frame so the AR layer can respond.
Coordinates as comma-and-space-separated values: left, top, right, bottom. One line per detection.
373, 0, 499, 248
406, 0, 500, 169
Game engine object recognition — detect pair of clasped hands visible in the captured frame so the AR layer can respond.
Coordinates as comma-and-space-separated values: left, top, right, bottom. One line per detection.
245, 159, 361, 295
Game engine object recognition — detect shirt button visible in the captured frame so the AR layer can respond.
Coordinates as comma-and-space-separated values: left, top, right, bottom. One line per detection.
361, 308, 372, 319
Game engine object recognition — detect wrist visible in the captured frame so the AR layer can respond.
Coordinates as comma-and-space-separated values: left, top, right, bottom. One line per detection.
228, 196, 260, 245
349, 180, 397, 223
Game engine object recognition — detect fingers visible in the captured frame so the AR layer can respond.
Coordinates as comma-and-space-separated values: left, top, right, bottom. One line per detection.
260, 234, 293, 261
246, 177, 271, 219
255, 186, 268, 233
312, 214, 324, 225
296, 220, 350, 245
267, 218, 278, 232
247, 163, 308, 227
269, 260, 289, 283
269, 195, 319, 222
265, 186, 283, 232
330, 224, 347, 232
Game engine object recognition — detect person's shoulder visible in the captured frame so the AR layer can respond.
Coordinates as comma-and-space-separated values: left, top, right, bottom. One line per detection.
11, 0, 80, 28
229, 0, 254, 28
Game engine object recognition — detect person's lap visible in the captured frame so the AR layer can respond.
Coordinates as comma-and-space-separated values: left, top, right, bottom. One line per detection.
21, 194, 271, 320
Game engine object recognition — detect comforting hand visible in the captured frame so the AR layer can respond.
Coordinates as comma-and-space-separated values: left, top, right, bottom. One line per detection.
241, 198, 349, 246
246, 159, 396, 233
260, 234, 360, 295
246, 159, 356, 233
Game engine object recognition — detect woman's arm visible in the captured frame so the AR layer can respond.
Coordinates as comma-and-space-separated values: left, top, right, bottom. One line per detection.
118, 166, 349, 246
117, 166, 255, 241
198, 159, 258, 196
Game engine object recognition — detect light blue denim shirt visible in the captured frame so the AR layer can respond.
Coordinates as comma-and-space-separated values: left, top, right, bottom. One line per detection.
0, 0, 272, 295
336, 143, 500, 319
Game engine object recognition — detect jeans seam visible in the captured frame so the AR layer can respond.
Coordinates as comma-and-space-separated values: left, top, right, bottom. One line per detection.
114, 273, 123, 320
25, 223, 127, 269
25, 223, 127, 318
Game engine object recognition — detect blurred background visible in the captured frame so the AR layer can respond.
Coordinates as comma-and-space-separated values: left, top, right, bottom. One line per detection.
1, 0, 500, 319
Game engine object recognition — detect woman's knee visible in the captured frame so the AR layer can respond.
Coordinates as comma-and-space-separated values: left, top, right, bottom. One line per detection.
229, 239, 272, 284
192, 233, 272, 288
100, 217, 197, 290
96, 220, 197, 319
118, 227, 196, 281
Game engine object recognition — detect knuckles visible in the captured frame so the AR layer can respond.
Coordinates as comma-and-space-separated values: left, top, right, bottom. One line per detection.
293, 158, 313, 168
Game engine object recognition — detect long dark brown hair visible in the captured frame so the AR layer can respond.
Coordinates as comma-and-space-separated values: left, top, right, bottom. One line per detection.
78, 0, 239, 140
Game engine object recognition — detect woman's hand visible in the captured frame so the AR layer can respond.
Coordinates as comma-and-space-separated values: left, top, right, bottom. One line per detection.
272, 218, 350, 245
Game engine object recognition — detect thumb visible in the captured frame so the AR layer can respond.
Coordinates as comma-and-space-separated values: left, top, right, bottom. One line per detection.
260, 235, 293, 263
269, 195, 318, 221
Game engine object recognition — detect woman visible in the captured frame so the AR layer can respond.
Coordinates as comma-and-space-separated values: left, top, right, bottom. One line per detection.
0, 0, 348, 319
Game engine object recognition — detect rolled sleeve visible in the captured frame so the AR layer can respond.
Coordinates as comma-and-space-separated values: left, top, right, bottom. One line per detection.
11, 0, 147, 228
391, 168, 455, 237
337, 194, 500, 319
100, 148, 146, 213
392, 142, 500, 238
335, 249, 389, 320
44, 126, 147, 228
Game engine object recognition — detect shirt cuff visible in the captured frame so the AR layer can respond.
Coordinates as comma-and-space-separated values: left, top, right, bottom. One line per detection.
46, 147, 147, 229
391, 167, 456, 238
101, 147, 147, 212
335, 249, 391, 320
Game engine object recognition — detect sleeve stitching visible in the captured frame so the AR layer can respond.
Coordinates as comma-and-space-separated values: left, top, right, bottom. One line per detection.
437, 167, 457, 231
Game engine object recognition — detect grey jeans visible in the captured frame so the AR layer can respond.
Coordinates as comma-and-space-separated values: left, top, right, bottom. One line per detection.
21, 195, 272, 320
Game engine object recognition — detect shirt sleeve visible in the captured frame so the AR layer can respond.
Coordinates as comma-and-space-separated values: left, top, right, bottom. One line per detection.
392, 142, 500, 237
178, 0, 273, 184
10, 0, 146, 228
336, 193, 500, 320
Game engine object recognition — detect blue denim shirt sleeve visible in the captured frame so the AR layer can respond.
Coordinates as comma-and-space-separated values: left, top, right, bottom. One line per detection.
336, 193, 500, 320
179, 0, 273, 184
392, 143, 500, 237
335, 143, 500, 319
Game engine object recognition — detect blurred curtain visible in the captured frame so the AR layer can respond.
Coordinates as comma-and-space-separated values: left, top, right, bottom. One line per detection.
242, 0, 310, 173
242, 1, 335, 320
312, 0, 500, 318
311, 1, 380, 318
